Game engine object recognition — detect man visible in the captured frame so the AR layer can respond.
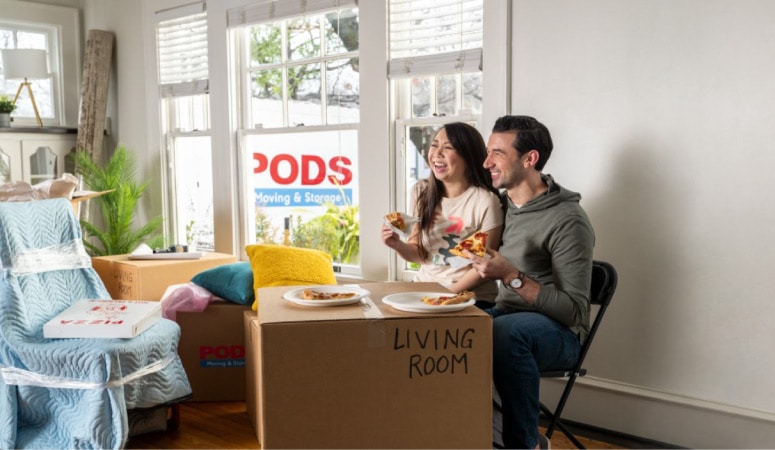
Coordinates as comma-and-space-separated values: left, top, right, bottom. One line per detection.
468, 115, 595, 449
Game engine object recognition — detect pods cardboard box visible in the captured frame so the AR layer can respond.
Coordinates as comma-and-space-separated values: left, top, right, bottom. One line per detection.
177, 300, 252, 402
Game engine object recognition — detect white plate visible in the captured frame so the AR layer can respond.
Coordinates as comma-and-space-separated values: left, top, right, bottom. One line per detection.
283, 286, 371, 307
127, 252, 204, 260
382, 292, 476, 313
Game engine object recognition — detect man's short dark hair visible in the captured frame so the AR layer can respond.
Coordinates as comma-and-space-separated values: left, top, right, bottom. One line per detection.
492, 115, 553, 171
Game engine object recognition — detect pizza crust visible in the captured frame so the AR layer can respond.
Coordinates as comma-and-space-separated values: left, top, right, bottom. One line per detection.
301, 289, 358, 300
421, 290, 475, 306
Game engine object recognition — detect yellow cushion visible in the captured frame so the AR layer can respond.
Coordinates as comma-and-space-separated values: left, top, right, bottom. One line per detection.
245, 244, 336, 310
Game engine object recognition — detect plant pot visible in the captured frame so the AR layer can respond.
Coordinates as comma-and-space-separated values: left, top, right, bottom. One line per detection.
0, 113, 10, 127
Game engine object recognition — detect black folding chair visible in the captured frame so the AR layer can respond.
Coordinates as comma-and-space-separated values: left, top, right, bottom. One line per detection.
492, 260, 618, 449
539, 260, 618, 449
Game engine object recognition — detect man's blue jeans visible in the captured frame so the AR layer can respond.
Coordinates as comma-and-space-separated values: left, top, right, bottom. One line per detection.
487, 308, 581, 449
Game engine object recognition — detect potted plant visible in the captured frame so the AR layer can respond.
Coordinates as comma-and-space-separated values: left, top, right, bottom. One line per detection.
74, 145, 164, 256
0, 94, 16, 127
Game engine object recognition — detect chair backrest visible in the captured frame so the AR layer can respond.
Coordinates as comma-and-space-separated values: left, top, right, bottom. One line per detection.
577, 260, 618, 365
0, 198, 110, 340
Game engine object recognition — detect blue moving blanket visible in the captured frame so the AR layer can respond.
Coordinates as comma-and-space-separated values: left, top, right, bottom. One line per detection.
0, 198, 191, 449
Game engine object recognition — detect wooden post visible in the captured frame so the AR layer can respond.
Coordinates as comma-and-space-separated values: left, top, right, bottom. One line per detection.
76, 30, 114, 162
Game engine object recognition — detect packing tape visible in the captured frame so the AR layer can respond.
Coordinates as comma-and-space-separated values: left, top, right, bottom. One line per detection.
356, 292, 386, 348
359, 297, 383, 319
9, 239, 92, 276
0, 355, 175, 389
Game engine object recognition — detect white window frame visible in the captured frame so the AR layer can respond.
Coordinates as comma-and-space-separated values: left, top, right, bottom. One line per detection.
228, 0, 362, 274
139, 0, 505, 281
155, 2, 212, 249
387, 0, 486, 282
0, 0, 80, 127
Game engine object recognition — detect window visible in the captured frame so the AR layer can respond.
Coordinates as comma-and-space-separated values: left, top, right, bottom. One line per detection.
155, 3, 213, 250
229, 1, 360, 271
0, 1, 79, 127
388, 0, 484, 278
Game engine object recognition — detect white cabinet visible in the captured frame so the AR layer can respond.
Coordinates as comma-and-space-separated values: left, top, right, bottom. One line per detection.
0, 130, 77, 185
0, 138, 22, 184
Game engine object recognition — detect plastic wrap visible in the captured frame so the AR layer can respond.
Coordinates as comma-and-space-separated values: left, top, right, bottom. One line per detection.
0, 356, 175, 389
9, 239, 91, 276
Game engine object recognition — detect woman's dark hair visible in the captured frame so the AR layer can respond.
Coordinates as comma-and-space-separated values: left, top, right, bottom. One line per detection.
492, 115, 553, 171
413, 122, 498, 260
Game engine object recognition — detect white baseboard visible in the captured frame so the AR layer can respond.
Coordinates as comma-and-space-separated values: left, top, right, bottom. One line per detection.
540, 376, 775, 448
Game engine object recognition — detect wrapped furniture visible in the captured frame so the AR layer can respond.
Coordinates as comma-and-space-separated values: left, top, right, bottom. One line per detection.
0, 198, 191, 449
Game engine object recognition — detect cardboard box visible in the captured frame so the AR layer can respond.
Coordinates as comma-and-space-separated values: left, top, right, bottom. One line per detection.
251, 282, 493, 449
177, 300, 252, 402
43, 299, 161, 339
244, 310, 260, 436
92, 252, 237, 300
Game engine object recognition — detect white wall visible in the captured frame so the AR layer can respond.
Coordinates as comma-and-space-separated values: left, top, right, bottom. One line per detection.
81, 0, 165, 227
514, 0, 775, 447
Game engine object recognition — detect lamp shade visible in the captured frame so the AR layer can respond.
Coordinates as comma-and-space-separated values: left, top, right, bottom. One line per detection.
1, 49, 49, 80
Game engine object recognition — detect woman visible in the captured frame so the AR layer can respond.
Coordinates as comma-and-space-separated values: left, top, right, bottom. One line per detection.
382, 122, 504, 305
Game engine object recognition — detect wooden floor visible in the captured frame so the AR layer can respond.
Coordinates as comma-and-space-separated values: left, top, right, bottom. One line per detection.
125, 401, 623, 449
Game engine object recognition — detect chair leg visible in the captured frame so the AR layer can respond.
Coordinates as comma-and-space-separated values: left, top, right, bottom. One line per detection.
541, 374, 587, 449
167, 404, 181, 431
555, 420, 586, 449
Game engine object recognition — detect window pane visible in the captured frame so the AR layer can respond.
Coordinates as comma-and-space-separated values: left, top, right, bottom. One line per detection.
173, 136, 214, 251
325, 9, 359, 55
326, 57, 359, 124
246, 129, 359, 265
462, 72, 482, 113
288, 62, 322, 126
437, 74, 457, 117
16, 31, 46, 48
10, 79, 53, 119
249, 23, 281, 66
411, 76, 432, 118
1, 31, 53, 121
287, 16, 321, 62
171, 94, 209, 132
402, 124, 436, 270
251, 68, 284, 128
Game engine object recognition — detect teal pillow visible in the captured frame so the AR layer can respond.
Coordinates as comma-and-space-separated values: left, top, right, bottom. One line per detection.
191, 262, 254, 305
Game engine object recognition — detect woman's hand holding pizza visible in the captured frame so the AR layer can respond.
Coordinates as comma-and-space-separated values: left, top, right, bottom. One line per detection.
381, 223, 401, 249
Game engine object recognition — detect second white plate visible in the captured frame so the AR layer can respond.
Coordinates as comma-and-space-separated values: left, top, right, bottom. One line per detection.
283, 286, 370, 307
382, 292, 476, 313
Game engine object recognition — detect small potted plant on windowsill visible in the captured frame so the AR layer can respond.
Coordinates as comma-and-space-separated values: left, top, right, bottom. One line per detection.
0, 94, 16, 127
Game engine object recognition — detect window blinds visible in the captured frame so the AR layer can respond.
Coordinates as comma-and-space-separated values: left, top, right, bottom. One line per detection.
388, 0, 483, 78
227, 0, 357, 27
156, 2, 208, 97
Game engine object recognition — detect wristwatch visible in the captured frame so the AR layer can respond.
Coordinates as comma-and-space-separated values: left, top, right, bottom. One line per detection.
505, 271, 525, 291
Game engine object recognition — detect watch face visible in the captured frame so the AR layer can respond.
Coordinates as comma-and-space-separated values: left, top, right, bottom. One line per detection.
510, 278, 523, 289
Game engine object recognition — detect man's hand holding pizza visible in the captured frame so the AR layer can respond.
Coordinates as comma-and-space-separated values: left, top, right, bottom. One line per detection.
467, 248, 541, 304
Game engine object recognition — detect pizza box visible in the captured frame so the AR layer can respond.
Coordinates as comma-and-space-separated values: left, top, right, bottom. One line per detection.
43, 299, 161, 339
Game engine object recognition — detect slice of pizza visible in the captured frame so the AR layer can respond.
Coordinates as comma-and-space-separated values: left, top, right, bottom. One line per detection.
421, 290, 475, 306
449, 231, 488, 258
385, 211, 406, 232
302, 289, 357, 300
